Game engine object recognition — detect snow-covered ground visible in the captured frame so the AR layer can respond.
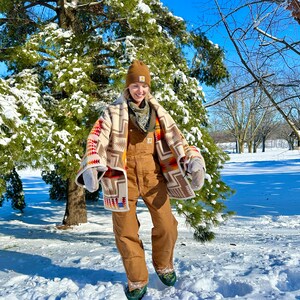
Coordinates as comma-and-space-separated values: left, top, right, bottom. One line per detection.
1, 149, 300, 299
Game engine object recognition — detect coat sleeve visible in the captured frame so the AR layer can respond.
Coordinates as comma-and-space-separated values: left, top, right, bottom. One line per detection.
155, 100, 206, 173
75, 109, 112, 187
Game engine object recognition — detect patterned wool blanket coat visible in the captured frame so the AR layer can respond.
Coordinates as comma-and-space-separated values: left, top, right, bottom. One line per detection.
75, 95, 205, 212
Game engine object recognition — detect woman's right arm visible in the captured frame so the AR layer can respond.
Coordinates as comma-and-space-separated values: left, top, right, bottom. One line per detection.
75, 109, 112, 191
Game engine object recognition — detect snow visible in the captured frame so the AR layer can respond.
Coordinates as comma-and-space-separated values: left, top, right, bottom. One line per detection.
1, 149, 300, 299
137, 2, 151, 14
0, 93, 21, 124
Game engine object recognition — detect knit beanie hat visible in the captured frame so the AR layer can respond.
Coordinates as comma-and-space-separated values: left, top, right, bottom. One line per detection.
126, 60, 151, 87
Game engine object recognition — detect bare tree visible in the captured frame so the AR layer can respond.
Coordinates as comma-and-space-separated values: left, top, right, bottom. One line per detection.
205, 0, 300, 145
272, 0, 300, 24
213, 71, 277, 153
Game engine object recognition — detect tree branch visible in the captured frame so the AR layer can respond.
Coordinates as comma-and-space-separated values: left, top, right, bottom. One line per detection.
88, 17, 127, 33
271, 94, 300, 106
0, 17, 35, 25
264, 80, 300, 88
205, 74, 274, 108
24, 1, 57, 11
254, 26, 300, 55
77, 1, 104, 9
213, 0, 300, 139
194, 0, 270, 34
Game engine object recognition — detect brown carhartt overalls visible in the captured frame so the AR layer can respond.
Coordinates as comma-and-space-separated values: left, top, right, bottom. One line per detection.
112, 119, 178, 291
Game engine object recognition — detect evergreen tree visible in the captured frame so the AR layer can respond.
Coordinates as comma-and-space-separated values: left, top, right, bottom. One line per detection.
0, 68, 51, 197
0, 168, 25, 212
0, 0, 233, 240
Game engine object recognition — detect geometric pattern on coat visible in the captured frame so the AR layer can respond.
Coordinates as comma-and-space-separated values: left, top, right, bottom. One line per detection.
75, 94, 205, 212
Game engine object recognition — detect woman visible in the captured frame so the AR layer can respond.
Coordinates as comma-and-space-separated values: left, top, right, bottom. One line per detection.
76, 60, 205, 300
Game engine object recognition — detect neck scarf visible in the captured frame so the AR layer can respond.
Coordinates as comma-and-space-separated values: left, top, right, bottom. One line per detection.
128, 99, 156, 132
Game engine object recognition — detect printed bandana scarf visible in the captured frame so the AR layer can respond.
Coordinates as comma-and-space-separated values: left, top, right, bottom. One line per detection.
128, 99, 155, 132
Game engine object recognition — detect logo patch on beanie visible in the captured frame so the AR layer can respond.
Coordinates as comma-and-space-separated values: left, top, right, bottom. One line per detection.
138, 76, 146, 83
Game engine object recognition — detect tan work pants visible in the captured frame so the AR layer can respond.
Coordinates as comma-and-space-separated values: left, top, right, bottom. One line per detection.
112, 122, 178, 291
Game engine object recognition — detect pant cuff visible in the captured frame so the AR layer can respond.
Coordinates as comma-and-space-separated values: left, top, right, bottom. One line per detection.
128, 280, 148, 291
155, 266, 174, 275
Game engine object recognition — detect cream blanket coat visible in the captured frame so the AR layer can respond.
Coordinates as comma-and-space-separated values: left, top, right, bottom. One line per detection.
75, 95, 205, 212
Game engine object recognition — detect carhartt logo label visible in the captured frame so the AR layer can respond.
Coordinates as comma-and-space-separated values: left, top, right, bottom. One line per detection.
147, 138, 152, 144
139, 76, 145, 82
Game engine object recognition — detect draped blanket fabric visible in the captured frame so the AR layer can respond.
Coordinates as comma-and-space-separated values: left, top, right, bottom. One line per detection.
75, 95, 205, 212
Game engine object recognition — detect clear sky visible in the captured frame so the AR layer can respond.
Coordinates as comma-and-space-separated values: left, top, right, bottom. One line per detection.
161, 0, 229, 101
161, 0, 229, 46
161, 0, 204, 24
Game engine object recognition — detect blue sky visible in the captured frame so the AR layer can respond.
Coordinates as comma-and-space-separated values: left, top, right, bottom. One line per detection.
161, 0, 230, 48
162, 0, 202, 24
161, 0, 232, 101
0, 63, 7, 76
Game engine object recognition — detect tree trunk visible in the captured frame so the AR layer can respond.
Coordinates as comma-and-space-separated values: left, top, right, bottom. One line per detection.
253, 141, 258, 153
63, 178, 87, 226
58, 0, 87, 227
238, 138, 244, 153
235, 139, 239, 153
248, 141, 253, 153
262, 136, 266, 152
240, 143, 244, 153
288, 137, 294, 150
58, 0, 82, 34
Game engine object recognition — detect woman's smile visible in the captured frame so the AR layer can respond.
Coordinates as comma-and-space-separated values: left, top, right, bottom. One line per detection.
128, 82, 149, 106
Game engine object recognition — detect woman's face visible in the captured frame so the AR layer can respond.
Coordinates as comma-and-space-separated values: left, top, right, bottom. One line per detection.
128, 82, 149, 105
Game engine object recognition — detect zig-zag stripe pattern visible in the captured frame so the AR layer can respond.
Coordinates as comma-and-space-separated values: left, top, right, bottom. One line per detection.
76, 95, 205, 211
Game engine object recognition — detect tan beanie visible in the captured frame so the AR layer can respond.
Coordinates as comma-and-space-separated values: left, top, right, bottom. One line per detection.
126, 60, 151, 87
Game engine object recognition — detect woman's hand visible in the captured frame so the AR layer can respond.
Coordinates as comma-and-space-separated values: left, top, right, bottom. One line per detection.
188, 159, 205, 191
83, 168, 99, 192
